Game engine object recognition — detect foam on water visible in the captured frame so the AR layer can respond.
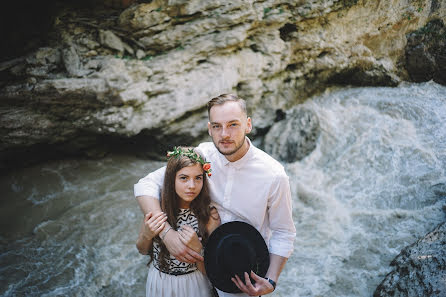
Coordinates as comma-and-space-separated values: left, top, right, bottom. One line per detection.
279, 81, 446, 297
0, 82, 445, 297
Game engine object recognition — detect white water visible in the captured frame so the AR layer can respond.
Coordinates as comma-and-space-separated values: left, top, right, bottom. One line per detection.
1, 82, 445, 297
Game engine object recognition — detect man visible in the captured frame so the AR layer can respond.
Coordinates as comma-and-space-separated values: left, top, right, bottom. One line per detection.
134, 94, 296, 296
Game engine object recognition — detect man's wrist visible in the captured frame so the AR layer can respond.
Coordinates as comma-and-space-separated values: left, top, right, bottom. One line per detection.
265, 277, 276, 291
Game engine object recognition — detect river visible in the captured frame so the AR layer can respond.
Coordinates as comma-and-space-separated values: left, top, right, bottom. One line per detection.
1, 81, 445, 297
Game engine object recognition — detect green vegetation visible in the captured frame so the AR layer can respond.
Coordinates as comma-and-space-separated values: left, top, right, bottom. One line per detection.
263, 7, 285, 19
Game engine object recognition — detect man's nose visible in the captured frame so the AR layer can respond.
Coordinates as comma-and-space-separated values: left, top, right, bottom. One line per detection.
221, 126, 230, 137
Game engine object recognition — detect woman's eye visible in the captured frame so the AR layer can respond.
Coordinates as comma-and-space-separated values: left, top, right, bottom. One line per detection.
196, 176, 203, 180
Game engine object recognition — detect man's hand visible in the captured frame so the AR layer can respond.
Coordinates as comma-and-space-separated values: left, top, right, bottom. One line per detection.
231, 271, 274, 296
163, 228, 204, 263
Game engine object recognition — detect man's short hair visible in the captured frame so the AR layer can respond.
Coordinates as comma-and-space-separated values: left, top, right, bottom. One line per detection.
207, 94, 247, 117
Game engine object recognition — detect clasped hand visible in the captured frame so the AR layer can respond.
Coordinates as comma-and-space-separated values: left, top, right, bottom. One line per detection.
142, 212, 167, 240
178, 225, 202, 253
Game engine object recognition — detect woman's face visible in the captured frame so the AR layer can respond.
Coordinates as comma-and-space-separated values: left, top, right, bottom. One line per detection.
175, 163, 204, 209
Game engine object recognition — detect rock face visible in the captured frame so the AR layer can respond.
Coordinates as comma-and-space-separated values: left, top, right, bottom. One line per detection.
374, 222, 446, 297
264, 107, 320, 162
0, 0, 445, 170
405, 19, 446, 85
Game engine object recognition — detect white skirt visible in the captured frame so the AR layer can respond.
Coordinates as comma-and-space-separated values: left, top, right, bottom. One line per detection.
146, 263, 213, 297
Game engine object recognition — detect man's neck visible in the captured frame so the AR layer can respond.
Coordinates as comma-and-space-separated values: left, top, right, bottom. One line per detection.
224, 138, 250, 162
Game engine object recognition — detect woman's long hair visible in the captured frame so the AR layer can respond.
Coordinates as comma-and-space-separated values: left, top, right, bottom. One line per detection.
150, 147, 212, 271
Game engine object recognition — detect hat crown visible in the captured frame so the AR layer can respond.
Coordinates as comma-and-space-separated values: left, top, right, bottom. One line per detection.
204, 221, 270, 293
217, 234, 256, 277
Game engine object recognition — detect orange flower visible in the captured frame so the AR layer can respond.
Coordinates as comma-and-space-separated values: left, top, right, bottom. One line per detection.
203, 163, 211, 171
208, 172, 212, 177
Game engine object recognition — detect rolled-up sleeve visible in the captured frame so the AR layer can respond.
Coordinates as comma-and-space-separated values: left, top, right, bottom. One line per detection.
134, 166, 166, 199
267, 173, 296, 258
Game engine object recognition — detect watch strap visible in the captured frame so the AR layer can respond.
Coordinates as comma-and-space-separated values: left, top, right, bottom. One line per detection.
265, 277, 276, 290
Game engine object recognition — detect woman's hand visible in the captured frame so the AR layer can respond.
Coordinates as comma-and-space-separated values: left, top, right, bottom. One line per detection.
142, 212, 167, 240
178, 225, 202, 253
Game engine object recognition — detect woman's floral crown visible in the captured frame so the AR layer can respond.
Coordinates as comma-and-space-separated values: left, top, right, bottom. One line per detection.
167, 147, 212, 177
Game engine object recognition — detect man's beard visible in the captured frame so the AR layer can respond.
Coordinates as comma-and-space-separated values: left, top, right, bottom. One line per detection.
213, 134, 246, 156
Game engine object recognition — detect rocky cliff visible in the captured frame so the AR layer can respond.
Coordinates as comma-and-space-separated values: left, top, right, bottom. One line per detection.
374, 221, 446, 297
0, 0, 445, 170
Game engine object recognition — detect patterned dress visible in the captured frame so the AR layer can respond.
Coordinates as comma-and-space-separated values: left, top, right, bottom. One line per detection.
146, 208, 212, 297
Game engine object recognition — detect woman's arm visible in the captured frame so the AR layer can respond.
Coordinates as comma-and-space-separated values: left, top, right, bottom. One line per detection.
197, 207, 221, 275
206, 207, 221, 235
136, 212, 167, 255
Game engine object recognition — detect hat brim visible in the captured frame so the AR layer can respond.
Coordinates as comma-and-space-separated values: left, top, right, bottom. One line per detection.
204, 221, 270, 293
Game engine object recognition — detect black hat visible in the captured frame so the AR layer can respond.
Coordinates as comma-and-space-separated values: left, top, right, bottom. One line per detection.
204, 221, 270, 293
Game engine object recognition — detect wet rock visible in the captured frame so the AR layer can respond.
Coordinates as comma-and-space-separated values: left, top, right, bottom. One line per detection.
62, 45, 90, 77
99, 30, 125, 53
1, 0, 445, 169
374, 222, 446, 297
405, 19, 446, 85
264, 107, 320, 162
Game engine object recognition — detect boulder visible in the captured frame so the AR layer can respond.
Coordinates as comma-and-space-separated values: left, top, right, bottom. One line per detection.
264, 107, 320, 162
374, 222, 446, 297
405, 19, 446, 85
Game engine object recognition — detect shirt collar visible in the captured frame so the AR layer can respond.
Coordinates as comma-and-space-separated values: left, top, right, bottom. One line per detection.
219, 137, 254, 169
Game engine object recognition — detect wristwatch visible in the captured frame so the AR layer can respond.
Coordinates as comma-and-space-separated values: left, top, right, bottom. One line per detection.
265, 277, 276, 290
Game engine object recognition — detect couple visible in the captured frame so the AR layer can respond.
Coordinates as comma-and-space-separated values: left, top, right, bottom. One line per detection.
135, 94, 296, 297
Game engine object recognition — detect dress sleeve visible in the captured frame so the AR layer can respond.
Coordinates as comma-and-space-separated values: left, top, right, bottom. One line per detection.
267, 173, 296, 258
133, 166, 166, 199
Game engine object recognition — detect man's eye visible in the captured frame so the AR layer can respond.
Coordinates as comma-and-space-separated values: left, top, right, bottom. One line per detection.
212, 125, 220, 129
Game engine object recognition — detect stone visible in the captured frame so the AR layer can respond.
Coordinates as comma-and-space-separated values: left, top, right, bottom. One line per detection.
374, 222, 446, 297
118, 2, 170, 30
1, 0, 446, 169
99, 30, 125, 52
264, 107, 320, 162
136, 49, 146, 59
405, 19, 446, 85
62, 45, 90, 77
122, 42, 134, 55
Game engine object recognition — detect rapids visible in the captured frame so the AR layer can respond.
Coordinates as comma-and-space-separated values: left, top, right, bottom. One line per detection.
1, 81, 445, 297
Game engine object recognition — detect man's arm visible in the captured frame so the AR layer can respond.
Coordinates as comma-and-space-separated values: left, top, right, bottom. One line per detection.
135, 195, 204, 263
136, 195, 162, 215
233, 173, 296, 295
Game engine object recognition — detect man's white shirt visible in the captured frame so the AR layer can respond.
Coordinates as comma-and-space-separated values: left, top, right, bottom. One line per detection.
134, 138, 296, 258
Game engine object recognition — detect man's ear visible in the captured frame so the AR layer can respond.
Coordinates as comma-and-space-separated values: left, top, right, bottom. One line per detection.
246, 117, 252, 134
207, 122, 212, 136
